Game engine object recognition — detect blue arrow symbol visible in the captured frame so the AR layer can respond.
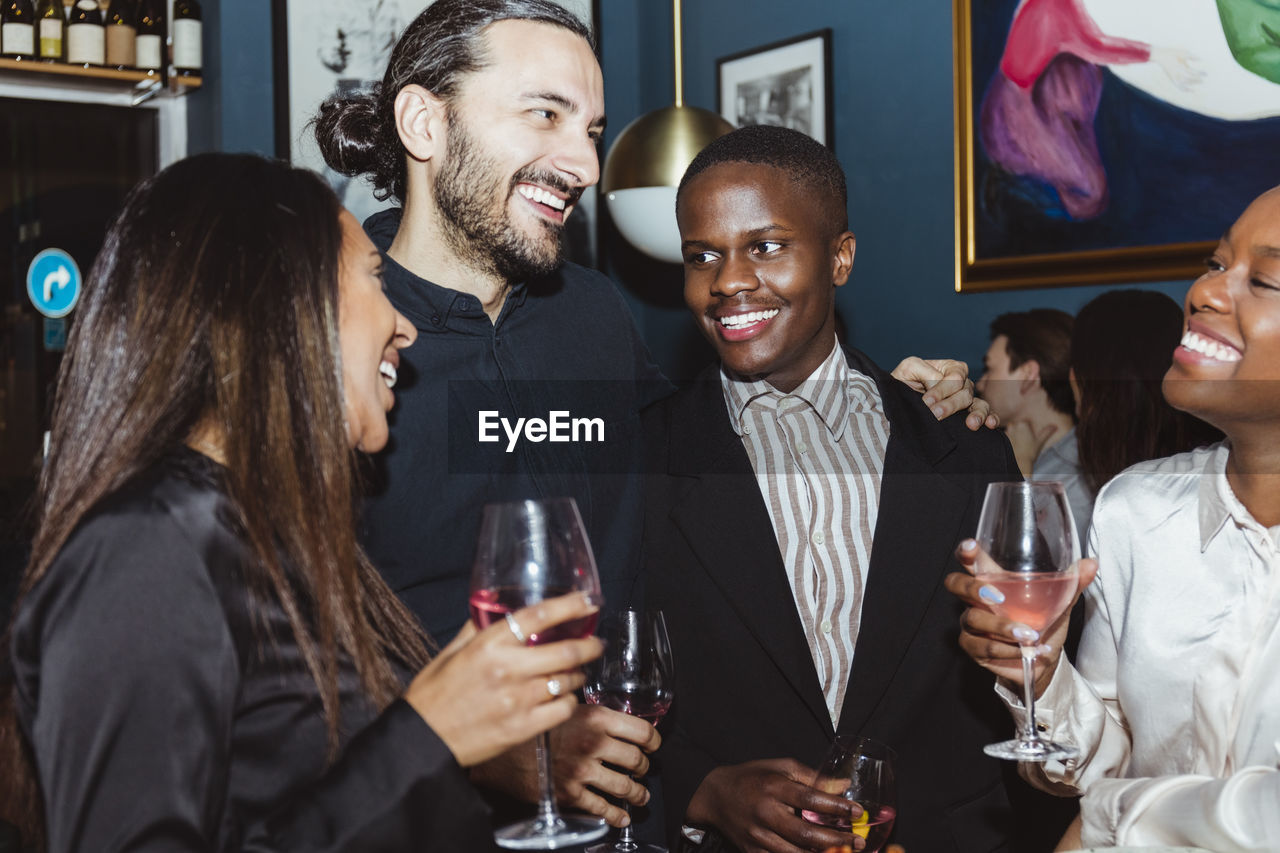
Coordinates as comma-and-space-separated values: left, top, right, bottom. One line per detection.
44, 265, 71, 303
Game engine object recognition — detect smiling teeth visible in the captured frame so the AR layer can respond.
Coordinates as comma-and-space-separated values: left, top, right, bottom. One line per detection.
1181, 331, 1242, 362
379, 360, 398, 389
719, 309, 779, 328
518, 185, 567, 211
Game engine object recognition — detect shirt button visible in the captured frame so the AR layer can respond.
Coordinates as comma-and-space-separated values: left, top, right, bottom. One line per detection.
430, 314, 441, 326
820, 619, 832, 634
796, 441, 808, 454
743, 425, 753, 435
813, 531, 825, 545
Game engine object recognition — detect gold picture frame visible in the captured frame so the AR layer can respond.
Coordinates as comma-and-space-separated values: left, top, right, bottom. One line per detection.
953, 0, 1280, 293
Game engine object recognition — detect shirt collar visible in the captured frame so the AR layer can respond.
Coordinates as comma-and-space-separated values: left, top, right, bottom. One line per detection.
366, 207, 530, 330
720, 342, 852, 439
1199, 441, 1243, 552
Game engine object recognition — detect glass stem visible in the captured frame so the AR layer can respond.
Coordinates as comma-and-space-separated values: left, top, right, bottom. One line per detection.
1019, 643, 1039, 745
616, 789, 636, 851
534, 732, 562, 827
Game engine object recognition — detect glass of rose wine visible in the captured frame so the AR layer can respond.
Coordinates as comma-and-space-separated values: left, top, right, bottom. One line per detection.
468, 497, 607, 850
802, 735, 897, 853
974, 481, 1080, 762
583, 608, 675, 853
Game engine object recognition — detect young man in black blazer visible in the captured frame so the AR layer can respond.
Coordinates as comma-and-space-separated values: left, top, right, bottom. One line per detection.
643, 125, 1073, 853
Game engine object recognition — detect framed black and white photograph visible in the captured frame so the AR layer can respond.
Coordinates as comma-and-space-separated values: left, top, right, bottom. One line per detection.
716, 30, 833, 147
272, 0, 597, 235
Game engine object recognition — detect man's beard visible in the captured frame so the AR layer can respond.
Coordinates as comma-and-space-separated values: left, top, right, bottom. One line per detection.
433, 115, 577, 284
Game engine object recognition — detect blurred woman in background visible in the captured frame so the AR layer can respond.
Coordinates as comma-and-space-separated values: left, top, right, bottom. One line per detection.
1069, 289, 1220, 495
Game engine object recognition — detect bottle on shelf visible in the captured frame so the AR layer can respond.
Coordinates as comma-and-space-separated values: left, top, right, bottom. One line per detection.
65, 0, 103, 66
34, 0, 62, 60
133, 0, 160, 72
1, 0, 37, 60
104, 0, 133, 69
171, 0, 199, 77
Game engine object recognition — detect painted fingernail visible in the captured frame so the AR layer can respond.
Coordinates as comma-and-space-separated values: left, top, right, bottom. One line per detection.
959, 539, 977, 552
1036, 644, 1054, 657
1010, 625, 1040, 643
932, 405, 945, 418
979, 585, 1005, 604
923, 395, 936, 406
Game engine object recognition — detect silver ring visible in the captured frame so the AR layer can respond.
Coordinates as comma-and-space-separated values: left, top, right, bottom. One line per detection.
505, 612, 528, 644
546, 677, 563, 698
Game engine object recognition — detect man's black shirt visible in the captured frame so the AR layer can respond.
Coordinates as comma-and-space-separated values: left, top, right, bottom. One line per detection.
360, 209, 671, 644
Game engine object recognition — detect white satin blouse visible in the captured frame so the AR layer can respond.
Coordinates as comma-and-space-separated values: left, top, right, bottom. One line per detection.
1000, 442, 1280, 850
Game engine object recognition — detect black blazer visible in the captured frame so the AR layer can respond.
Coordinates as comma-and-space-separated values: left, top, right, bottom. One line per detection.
642, 349, 1071, 853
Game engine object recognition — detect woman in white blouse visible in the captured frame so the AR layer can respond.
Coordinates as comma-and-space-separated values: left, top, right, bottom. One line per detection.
947, 184, 1280, 851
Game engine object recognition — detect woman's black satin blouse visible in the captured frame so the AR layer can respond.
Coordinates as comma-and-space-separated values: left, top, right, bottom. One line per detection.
10, 448, 497, 852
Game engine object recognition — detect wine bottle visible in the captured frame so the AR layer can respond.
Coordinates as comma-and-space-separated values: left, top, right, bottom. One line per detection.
1, 0, 37, 60
34, 0, 62, 60
171, 0, 199, 76
133, 0, 160, 71
103, 0, 133, 68
65, 0, 103, 66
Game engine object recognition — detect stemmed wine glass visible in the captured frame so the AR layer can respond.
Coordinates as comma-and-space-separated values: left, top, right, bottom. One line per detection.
802, 735, 897, 853
469, 497, 608, 849
973, 481, 1080, 762
583, 609, 675, 853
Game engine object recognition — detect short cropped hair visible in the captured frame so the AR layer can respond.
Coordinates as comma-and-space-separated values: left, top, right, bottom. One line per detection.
677, 125, 848, 233
990, 309, 1075, 417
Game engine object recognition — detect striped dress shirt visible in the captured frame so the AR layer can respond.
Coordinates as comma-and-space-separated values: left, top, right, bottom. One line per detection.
721, 343, 890, 722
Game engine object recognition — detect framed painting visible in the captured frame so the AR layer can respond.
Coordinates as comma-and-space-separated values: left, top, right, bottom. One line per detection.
954, 0, 1280, 292
272, 0, 598, 255
717, 30, 833, 147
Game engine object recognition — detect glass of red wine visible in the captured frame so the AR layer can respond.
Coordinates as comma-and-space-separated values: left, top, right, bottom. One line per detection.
973, 481, 1080, 762
583, 608, 675, 853
469, 497, 607, 850
802, 735, 897, 853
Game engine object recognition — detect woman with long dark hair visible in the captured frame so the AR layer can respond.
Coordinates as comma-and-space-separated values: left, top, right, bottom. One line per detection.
1070, 289, 1221, 495
1, 153, 600, 851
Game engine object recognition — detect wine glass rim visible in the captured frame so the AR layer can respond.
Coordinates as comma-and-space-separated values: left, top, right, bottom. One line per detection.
482, 496, 582, 511
830, 734, 897, 762
986, 480, 1067, 496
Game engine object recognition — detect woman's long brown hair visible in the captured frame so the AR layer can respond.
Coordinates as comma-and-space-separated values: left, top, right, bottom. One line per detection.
1, 153, 431, 845
1072, 289, 1222, 493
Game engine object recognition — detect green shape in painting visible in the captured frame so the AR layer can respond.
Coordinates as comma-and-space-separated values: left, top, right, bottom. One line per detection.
1217, 0, 1280, 83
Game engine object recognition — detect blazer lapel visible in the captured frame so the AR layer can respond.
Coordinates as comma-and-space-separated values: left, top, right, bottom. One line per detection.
663, 373, 834, 734
836, 351, 970, 735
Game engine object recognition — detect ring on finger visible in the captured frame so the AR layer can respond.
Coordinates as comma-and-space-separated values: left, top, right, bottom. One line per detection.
546, 677, 563, 698
505, 612, 528, 645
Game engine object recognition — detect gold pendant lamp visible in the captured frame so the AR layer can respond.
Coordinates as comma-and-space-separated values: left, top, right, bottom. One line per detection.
600, 0, 735, 263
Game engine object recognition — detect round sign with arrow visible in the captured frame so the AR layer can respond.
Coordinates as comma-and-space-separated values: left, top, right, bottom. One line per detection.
26, 248, 82, 319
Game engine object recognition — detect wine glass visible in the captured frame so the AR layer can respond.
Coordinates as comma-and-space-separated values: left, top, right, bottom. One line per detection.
469, 497, 607, 850
583, 609, 675, 853
973, 481, 1080, 762
802, 735, 898, 853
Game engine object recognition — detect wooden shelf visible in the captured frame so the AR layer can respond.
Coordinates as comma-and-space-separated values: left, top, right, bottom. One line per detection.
0, 57, 199, 99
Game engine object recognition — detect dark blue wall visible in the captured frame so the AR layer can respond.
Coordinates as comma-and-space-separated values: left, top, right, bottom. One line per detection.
187, 0, 273, 155
203, 0, 1198, 377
